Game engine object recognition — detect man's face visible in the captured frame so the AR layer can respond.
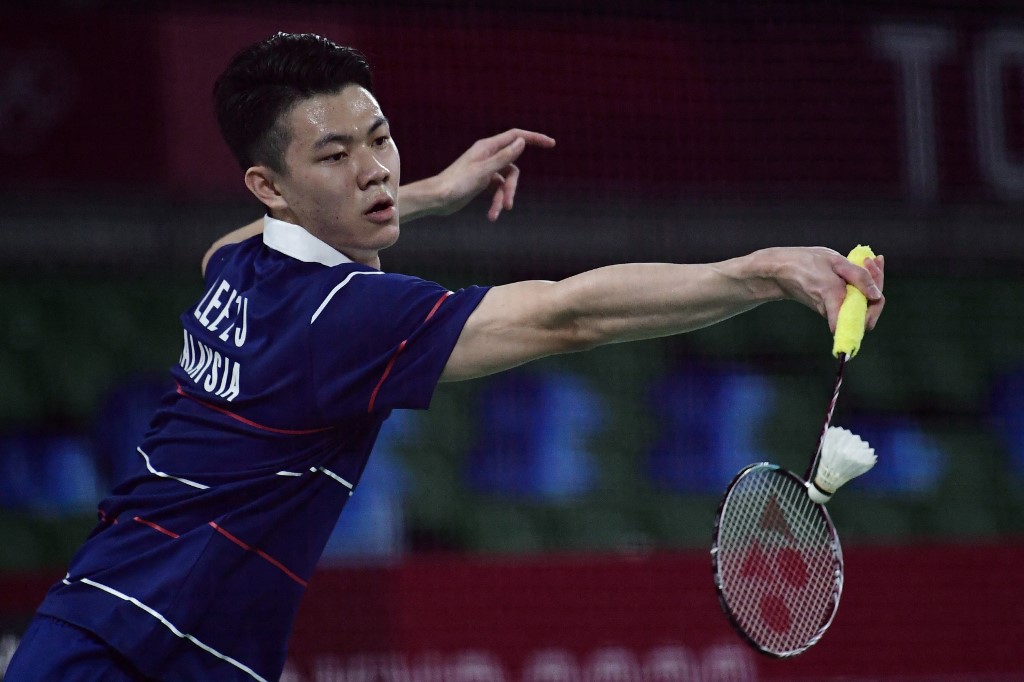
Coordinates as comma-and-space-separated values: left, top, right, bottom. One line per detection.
269, 85, 400, 265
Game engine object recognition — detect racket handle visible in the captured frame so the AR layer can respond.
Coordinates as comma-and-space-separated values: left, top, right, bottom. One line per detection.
832, 244, 876, 359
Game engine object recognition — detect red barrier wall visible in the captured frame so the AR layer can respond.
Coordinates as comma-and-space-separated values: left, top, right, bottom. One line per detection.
284, 544, 1024, 681
3, 4, 1023, 203
6, 544, 1017, 680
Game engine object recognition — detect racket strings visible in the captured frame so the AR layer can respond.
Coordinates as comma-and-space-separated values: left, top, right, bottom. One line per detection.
716, 467, 842, 656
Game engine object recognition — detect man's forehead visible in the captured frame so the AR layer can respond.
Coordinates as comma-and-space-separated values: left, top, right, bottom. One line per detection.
288, 86, 385, 140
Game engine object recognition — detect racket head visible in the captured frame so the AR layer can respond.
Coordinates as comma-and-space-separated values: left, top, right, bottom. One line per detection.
711, 463, 843, 658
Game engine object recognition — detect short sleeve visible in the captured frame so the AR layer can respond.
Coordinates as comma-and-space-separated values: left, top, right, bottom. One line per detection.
308, 271, 489, 420
203, 234, 261, 284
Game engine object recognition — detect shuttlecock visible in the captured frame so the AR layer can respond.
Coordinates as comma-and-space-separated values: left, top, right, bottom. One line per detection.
807, 426, 876, 504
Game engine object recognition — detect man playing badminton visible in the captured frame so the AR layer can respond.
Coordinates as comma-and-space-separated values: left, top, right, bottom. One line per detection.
8, 32, 884, 681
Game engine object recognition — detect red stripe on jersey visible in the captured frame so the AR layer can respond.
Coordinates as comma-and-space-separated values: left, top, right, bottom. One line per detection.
368, 341, 406, 414
133, 516, 180, 539
208, 522, 308, 588
367, 291, 452, 413
176, 383, 332, 435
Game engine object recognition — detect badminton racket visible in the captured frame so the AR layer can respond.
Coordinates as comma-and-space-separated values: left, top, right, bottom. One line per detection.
710, 245, 877, 658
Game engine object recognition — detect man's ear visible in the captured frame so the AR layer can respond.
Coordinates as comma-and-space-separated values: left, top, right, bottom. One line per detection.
244, 166, 289, 212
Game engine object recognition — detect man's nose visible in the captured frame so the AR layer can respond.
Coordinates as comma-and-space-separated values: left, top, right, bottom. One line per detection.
358, 153, 391, 189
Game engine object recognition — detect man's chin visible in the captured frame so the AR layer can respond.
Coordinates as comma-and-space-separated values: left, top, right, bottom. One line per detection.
372, 223, 401, 252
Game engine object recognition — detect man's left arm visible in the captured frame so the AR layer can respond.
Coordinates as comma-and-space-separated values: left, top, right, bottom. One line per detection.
200, 128, 555, 275
398, 128, 555, 222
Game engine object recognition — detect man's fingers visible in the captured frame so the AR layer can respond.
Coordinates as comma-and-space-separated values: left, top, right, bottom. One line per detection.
485, 166, 520, 220
834, 255, 886, 332
480, 136, 526, 175
870, 255, 885, 291
835, 258, 882, 301
487, 185, 506, 222
485, 128, 555, 151
502, 165, 520, 210
783, 248, 886, 336
475, 129, 554, 185
825, 296, 841, 335
478, 129, 555, 159
865, 256, 885, 330
866, 295, 885, 331
511, 129, 556, 148
445, 128, 552, 220
477, 128, 521, 153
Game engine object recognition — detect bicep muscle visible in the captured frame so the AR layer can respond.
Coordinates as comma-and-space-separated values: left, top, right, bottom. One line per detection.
440, 280, 583, 382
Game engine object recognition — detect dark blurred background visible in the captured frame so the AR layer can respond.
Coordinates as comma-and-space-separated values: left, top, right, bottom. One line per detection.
1, 1, 1023, 679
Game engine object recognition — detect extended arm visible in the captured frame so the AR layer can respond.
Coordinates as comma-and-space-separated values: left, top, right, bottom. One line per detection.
442, 247, 885, 382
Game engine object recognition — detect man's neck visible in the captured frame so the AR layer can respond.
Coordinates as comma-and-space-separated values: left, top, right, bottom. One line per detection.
267, 210, 381, 270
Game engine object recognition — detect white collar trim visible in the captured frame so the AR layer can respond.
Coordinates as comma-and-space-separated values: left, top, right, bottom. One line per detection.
262, 215, 354, 267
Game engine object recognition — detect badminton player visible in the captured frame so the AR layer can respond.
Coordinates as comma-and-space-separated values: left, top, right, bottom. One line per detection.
7, 32, 884, 682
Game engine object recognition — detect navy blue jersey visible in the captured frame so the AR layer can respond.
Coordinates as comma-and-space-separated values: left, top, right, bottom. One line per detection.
36, 217, 489, 681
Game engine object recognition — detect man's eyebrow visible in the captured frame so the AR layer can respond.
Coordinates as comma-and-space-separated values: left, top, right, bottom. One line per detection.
312, 116, 390, 150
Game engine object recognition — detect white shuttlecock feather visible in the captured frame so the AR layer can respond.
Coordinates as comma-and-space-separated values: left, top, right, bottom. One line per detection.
807, 426, 876, 504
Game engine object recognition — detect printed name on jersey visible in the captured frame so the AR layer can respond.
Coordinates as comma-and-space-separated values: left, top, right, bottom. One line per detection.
195, 277, 249, 346
181, 277, 249, 402
179, 330, 242, 401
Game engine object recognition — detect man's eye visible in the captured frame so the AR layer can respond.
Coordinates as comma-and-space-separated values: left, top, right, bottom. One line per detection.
373, 136, 390, 147
324, 152, 347, 162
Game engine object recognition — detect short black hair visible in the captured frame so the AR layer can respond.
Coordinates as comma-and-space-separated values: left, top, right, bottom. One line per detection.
213, 32, 373, 173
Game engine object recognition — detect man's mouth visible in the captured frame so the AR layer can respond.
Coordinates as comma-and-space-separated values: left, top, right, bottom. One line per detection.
364, 197, 396, 222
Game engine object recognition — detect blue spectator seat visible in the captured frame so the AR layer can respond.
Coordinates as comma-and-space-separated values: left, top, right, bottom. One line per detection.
465, 369, 601, 500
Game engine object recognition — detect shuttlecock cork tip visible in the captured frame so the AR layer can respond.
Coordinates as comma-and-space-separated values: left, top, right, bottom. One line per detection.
808, 426, 877, 504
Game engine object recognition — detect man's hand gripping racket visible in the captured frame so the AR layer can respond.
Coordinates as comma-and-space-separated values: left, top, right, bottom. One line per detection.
710, 245, 879, 658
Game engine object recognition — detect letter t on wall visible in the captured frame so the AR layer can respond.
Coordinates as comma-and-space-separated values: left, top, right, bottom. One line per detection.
873, 24, 955, 203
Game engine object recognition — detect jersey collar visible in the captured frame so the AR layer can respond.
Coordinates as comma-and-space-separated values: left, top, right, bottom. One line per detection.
262, 215, 355, 267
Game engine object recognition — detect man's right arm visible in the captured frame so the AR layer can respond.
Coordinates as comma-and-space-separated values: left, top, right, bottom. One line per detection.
441, 247, 885, 382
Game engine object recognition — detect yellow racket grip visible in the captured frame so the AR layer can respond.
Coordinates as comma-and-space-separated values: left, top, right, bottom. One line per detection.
832, 244, 877, 358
